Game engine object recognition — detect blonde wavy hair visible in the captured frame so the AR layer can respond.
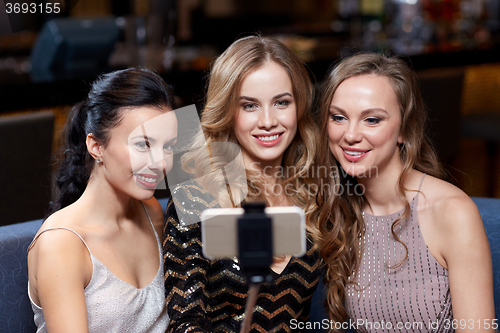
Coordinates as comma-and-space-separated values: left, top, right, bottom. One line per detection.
311, 53, 444, 328
181, 35, 319, 225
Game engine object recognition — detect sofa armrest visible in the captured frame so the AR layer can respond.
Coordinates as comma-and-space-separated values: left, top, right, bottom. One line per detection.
0, 219, 42, 333
472, 197, 500, 320
157, 197, 169, 214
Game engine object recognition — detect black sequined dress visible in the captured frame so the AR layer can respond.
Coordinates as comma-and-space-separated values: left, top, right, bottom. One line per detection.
163, 182, 321, 333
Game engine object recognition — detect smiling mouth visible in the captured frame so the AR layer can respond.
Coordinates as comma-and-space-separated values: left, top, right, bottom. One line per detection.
135, 174, 159, 184
341, 148, 370, 162
256, 134, 281, 142
343, 149, 367, 156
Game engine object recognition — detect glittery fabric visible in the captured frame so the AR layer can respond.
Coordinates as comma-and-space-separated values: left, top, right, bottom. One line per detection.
345, 179, 453, 333
163, 183, 321, 333
29, 203, 169, 333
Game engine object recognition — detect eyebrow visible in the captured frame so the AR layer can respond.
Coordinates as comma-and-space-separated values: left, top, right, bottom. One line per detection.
239, 92, 293, 102
329, 106, 389, 116
130, 135, 151, 141
129, 135, 177, 144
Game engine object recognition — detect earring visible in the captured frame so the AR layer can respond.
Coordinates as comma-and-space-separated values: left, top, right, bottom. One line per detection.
96, 158, 101, 163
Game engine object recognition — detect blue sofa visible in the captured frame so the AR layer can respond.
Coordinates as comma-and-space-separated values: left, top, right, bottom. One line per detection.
1, 198, 498, 332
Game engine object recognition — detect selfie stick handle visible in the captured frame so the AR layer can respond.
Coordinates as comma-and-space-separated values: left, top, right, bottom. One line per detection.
239, 283, 260, 333
237, 202, 274, 333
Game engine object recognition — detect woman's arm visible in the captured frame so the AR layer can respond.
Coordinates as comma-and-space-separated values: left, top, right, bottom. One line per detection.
438, 196, 496, 332
163, 199, 212, 333
29, 229, 91, 333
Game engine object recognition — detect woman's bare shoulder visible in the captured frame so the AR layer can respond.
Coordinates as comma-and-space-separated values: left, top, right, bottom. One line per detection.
419, 174, 484, 246
28, 204, 92, 289
35, 202, 85, 236
33, 205, 86, 244
29, 202, 93, 263
419, 174, 478, 217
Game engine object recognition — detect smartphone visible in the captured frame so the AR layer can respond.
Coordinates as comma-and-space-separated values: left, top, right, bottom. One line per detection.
201, 206, 306, 259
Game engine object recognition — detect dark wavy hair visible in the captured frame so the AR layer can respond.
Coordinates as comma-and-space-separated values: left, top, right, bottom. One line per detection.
47, 67, 175, 217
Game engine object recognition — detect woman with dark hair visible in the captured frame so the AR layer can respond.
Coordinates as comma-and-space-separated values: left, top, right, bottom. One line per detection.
163, 35, 321, 332
27, 68, 177, 332
313, 53, 495, 331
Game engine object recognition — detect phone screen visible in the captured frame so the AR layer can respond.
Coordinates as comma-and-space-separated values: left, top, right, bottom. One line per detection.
201, 207, 306, 259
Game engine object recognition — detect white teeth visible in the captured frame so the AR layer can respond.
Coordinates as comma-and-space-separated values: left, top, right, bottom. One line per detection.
257, 134, 279, 141
344, 150, 364, 156
136, 175, 156, 183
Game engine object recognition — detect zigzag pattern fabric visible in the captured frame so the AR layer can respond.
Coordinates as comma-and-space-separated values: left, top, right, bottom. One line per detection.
163, 183, 321, 333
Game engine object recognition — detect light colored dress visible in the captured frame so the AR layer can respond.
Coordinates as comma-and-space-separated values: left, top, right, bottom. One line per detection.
28, 202, 169, 333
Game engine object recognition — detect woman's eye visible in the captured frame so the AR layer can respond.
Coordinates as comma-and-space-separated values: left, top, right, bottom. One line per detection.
135, 141, 150, 151
330, 114, 346, 122
164, 144, 174, 154
275, 100, 290, 108
365, 117, 381, 125
242, 103, 258, 111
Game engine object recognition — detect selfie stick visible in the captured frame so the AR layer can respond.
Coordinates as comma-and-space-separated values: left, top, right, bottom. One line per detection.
237, 202, 274, 333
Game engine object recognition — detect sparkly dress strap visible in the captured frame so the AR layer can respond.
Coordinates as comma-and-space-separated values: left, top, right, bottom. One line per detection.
414, 173, 426, 205
139, 201, 162, 248
28, 227, 92, 256
418, 173, 426, 191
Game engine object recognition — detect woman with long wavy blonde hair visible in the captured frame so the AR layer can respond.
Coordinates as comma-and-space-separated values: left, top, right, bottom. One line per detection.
163, 35, 322, 332
313, 53, 495, 332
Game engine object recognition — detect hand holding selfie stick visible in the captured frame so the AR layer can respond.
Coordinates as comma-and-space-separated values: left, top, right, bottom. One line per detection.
237, 202, 274, 333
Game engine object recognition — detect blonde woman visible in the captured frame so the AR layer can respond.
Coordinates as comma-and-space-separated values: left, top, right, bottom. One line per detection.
163, 36, 321, 332
314, 53, 495, 332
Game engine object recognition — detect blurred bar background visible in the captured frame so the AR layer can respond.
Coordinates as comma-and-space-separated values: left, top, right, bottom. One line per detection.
0, 0, 499, 225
